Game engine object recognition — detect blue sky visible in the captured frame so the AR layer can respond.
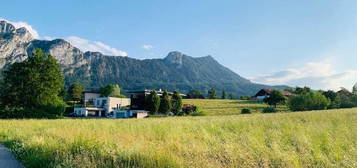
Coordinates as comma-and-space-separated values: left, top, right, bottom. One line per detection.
1, 0, 357, 90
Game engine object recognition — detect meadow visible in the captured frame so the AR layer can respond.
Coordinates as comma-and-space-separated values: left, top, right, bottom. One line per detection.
183, 99, 288, 115
0, 106, 356, 168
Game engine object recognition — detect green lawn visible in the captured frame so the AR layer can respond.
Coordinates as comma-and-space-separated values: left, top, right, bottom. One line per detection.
0, 108, 356, 168
183, 99, 288, 115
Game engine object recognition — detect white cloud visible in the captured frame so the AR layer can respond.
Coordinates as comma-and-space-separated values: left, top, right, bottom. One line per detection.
65, 36, 128, 56
42, 36, 54, 41
0, 18, 40, 39
142, 44, 153, 50
251, 60, 357, 91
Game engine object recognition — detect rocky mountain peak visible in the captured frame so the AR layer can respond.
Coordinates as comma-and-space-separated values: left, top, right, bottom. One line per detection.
0, 20, 32, 40
165, 51, 184, 65
0, 21, 34, 67
0, 20, 16, 34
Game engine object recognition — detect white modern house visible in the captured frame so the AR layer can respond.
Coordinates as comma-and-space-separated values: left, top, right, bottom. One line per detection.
74, 91, 131, 117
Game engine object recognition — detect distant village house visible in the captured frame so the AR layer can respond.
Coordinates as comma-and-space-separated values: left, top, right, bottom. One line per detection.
254, 89, 292, 101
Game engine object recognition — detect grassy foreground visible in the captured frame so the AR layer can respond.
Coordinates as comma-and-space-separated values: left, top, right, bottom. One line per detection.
183, 99, 288, 115
0, 109, 356, 168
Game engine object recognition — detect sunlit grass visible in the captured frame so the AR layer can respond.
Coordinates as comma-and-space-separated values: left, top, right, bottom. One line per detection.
183, 99, 288, 115
0, 108, 356, 168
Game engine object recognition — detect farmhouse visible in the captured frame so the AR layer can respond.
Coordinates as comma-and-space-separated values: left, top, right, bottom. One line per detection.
254, 89, 292, 101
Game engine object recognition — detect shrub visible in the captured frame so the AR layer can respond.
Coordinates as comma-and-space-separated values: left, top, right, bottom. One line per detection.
241, 108, 251, 114
240, 96, 251, 100
181, 104, 203, 116
288, 92, 330, 111
263, 107, 277, 113
0, 106, 64, 119
340, 101, 354, 108
191, 107, 205, 116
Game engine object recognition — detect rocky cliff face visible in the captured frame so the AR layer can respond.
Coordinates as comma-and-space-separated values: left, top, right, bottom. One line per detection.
0, 20, 284, 96
0, 20, 89, 76
0, 21, 33, 68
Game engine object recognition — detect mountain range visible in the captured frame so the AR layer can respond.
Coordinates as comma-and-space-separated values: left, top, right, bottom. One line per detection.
0, 20, 285, 96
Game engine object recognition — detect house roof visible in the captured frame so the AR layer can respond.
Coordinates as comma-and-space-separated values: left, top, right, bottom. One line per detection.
254, 89, 292, 97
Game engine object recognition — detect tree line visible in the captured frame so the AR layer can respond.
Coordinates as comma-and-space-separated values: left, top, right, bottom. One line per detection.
263, 86, 357, 112
145, 90, 183, 115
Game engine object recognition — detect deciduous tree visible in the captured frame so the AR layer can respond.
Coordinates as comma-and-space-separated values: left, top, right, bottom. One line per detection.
68, 82, 84, 102
264, 90, 286, 108
100, 84, 123, 97
288, 92, 330, 111
0, 49, 64, 116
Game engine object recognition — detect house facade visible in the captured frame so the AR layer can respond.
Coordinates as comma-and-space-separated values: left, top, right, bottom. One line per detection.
83, 91, 101, 106
74, 92, 131, 117
109, 110, 148, 119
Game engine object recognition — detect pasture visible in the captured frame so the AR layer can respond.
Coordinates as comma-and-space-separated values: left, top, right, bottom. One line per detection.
183, 99, 288, 115
0, 108, 355, 168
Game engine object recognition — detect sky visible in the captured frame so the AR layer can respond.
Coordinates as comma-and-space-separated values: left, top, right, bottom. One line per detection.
1, 0, 357, 91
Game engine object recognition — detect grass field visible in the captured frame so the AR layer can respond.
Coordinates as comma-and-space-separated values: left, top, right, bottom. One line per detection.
0, 108, 356, 168
183, 99, 288, 115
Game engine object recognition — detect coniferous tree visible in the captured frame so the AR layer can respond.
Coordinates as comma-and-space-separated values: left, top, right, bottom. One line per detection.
221, 90, 226, 99
208, 88, 217, 99
228, 93, 235, 100
353, 83, 357, 95
146, 90, 160, 114
159, 90, 171, 114
171, 91, 183, 115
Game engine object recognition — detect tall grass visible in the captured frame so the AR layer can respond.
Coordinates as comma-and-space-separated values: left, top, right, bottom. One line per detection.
0, 108, 356, 168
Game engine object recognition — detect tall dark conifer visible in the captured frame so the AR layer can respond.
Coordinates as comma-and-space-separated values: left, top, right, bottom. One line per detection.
159, 90, 171, 114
